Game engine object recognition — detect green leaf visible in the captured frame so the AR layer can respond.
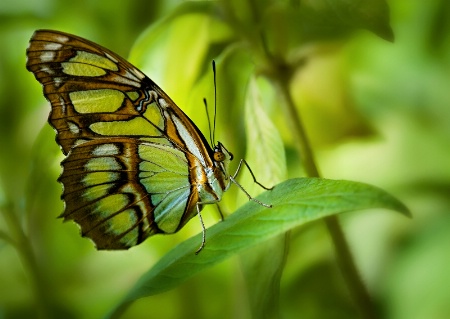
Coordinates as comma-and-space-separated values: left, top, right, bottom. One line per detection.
239, 233, 289, 319
322, 0, 394, 41
244, 77, 287, 189
262, 0, 394, 55
107, 177, 409, 318
129, 2, 233, 109
240, 76, 288, 319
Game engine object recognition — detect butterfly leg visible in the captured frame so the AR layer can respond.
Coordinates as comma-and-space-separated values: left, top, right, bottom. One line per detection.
215, 203, 225, 221
230, 159, 273, 208
230, 175, 272, 208
232, 159, 273, 191
195, 204, 207, 254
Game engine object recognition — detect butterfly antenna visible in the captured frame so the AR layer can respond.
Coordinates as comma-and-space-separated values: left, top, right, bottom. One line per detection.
212, 60, 217, 145
203, 98, 214, 146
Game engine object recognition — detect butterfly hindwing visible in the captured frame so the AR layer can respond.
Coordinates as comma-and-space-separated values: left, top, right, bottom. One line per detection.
59, 138, 202, 249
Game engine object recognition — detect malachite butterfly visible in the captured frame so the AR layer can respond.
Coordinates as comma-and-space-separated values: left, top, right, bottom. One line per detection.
26, 30, 271, 252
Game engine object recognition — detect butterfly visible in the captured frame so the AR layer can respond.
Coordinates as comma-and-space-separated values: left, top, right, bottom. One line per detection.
26, 29, 271, 252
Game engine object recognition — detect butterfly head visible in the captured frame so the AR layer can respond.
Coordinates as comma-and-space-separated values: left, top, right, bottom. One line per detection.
213, 142, 233, 176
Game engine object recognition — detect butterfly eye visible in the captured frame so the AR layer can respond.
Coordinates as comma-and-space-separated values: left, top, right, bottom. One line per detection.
214, 151, 226, 162
229, 152, 234, 161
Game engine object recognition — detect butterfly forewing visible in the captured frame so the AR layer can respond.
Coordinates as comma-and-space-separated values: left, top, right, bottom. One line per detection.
27, 30, 161, 154
26, 30, 233, 250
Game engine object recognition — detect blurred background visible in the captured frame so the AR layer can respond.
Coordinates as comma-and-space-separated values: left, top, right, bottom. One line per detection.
1, 0, 449, 318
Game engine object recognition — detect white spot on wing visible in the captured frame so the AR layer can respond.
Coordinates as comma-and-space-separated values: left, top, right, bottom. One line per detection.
40, 51, 55, 62
74, 139, 88, 147
53, 77, 63, 88
110, 74, 140, 87
92, 144, 120, 156
44, 42, 62, 51
159, 98, 168, 109
105, 53, 118, 63
59, 97, 66, 114
123, 69, 140, 82
131, 68, 146, 80
40, 65, 54, 75
149, 90, 158, 102
67, 121, 80, 134
55, 34, 69, 43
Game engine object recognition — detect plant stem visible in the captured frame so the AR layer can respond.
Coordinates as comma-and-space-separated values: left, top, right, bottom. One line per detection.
273, 74, 378, 319
2, 202, 54, 318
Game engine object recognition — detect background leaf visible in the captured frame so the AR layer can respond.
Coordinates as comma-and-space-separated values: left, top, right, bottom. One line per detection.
239, 76, 288, 319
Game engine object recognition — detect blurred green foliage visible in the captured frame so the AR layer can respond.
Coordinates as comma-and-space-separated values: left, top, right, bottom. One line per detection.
0, 0, 449, 318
